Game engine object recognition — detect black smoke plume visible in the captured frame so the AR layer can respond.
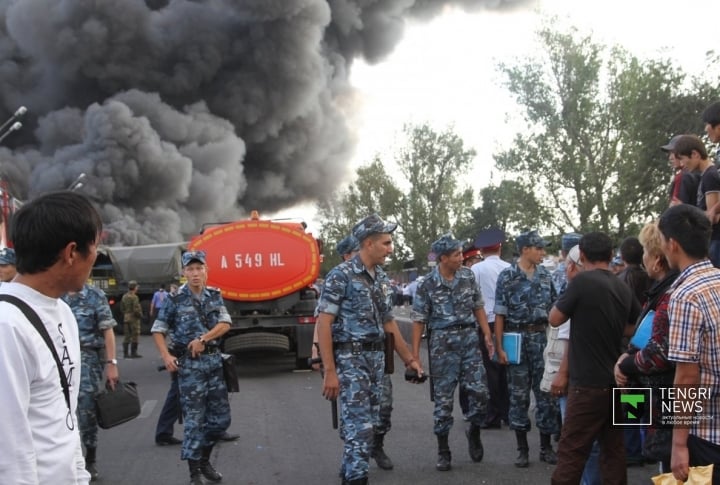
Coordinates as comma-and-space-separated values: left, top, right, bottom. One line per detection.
0, 0, 526, 245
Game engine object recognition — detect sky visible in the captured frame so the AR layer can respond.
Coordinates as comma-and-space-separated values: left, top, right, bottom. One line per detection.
286, 0, 719, 233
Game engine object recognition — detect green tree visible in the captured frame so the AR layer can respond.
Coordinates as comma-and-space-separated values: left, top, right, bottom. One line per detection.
316, 156, 404, 274
316, 123, 476, 274
495, 24, 717, 238
395, 123, 476, 271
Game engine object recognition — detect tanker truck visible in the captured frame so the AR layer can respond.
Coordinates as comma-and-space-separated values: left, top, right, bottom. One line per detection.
92, 211, 322, 369
188, 211, 322, 368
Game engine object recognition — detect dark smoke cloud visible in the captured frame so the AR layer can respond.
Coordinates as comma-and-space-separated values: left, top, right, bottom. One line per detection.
0, 0, 527, 245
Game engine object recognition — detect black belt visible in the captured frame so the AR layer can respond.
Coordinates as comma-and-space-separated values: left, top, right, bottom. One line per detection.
81, 346, 102, 351
505, 323, 547, 333
434, 323, 475, 331
173, 344, 220, 357
334, 341, 384, 353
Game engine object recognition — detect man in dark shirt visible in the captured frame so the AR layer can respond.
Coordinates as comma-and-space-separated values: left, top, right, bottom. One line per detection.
661, 135, 700, 207
549, 232, 641, 485
670, 135, 720, 268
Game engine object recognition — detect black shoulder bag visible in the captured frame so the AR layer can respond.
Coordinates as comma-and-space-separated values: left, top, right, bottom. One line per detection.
0, 294, 140, 429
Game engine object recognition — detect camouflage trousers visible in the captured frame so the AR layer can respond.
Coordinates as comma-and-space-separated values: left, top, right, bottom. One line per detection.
335, 349, 384, 481
506, 330, 559, 435
78, 348, 104, 449
178, 353, 231, 461
374, 374, 393, 435
123, 319, 141, 344
429, 327, 488, 435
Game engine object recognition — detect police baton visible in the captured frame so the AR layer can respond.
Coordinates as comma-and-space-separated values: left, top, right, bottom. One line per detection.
308, 357, 338, 430
425, 329, 435, 402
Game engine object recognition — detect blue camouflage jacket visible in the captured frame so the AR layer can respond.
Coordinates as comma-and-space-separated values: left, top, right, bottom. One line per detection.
316, 254, 393, 343
494, 262, 556, 325
412, 266, 483, 330
62, 284, 117, 349
151, 284, 231, 348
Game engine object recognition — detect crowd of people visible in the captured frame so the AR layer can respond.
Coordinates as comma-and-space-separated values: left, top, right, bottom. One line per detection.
1, 100, 719, 485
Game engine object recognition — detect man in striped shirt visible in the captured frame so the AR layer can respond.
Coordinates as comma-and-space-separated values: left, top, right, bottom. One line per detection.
658, 204, 720, 484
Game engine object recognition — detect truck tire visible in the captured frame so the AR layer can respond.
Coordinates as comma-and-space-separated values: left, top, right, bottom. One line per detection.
223, 333, 290, 354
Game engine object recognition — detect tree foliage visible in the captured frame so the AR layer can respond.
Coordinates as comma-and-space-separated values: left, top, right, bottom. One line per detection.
316, 123, 475, 274
491, 24, 718, 238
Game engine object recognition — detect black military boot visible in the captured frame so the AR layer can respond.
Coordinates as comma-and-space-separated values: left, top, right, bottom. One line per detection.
466, 423, 484, 462
539, 432, 558, 464
371, 432, 394, 470
131, 343, 143, 358
200, 446, 222, 482
122, 343, 129, 359
436, 434, 451, 471
188, 459, 204, 485
85, 447, 99, 482
515, 430, 529, 468
341, 478, 368, 485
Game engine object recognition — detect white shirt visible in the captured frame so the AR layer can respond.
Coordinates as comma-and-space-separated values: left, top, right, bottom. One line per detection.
0, 283, 90, 485
471, 255, 510, 323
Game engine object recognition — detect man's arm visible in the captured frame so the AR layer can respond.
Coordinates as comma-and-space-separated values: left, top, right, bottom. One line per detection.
494, 314, 507, 364
102, 327, 119, 389
474, 307, 494, 356
316, 312, 339, 400
153, 331, 178, 372
384, 319, 423, 375
411, 321, 425, 364
671, 361, 700, 482
705, 191, 720, 224
549, 306, 568, 327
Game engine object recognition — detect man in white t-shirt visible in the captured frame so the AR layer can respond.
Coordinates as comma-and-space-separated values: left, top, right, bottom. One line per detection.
0, 191, 103, 485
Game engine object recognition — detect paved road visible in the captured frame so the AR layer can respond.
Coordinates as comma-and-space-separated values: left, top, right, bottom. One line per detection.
93, 334, 654, 484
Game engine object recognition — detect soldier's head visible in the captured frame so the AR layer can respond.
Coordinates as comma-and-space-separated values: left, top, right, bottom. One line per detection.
431, 234, 463, 271
462, 246, 482, 267
475, 228, 505, 257
351, 214, 397, 267
560, 232, 582, 258
515, 230, 548, 266
335, 235, 360, 262
0, 247, 17, 282
182, 250, 208, 291
11, 191, 102, 295
128, 280, 138, 291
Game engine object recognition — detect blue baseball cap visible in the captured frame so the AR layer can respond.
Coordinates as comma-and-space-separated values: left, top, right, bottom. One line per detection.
0, 247, 16, 265
182, 250, 207, 267
515, 230, 549, 250
335, 235, 359, 256
561, 233, 582, 252
431, 234, 463, 256
351, 214, 398, 242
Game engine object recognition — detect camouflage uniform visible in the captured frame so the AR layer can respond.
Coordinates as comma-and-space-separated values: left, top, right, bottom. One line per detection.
413, 265, 489, 435
152, 284, 232, 461
317, 253, 394, 482
62, 284, 117, 451
495, 262, 559, 435
121, 290, 142, 345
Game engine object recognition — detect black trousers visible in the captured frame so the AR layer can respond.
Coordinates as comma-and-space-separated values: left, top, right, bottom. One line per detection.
459, 324, 508, 423
688, 434, 720, 484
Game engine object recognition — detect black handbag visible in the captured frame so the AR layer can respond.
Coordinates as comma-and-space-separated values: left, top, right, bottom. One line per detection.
95, 381, 141, 429
222, 353, 239, 393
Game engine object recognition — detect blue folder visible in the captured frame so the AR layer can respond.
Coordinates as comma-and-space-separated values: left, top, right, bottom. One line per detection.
493, 332, 522, 364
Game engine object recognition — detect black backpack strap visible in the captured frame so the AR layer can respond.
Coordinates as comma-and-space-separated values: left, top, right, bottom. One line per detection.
0, 294, 71, 411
